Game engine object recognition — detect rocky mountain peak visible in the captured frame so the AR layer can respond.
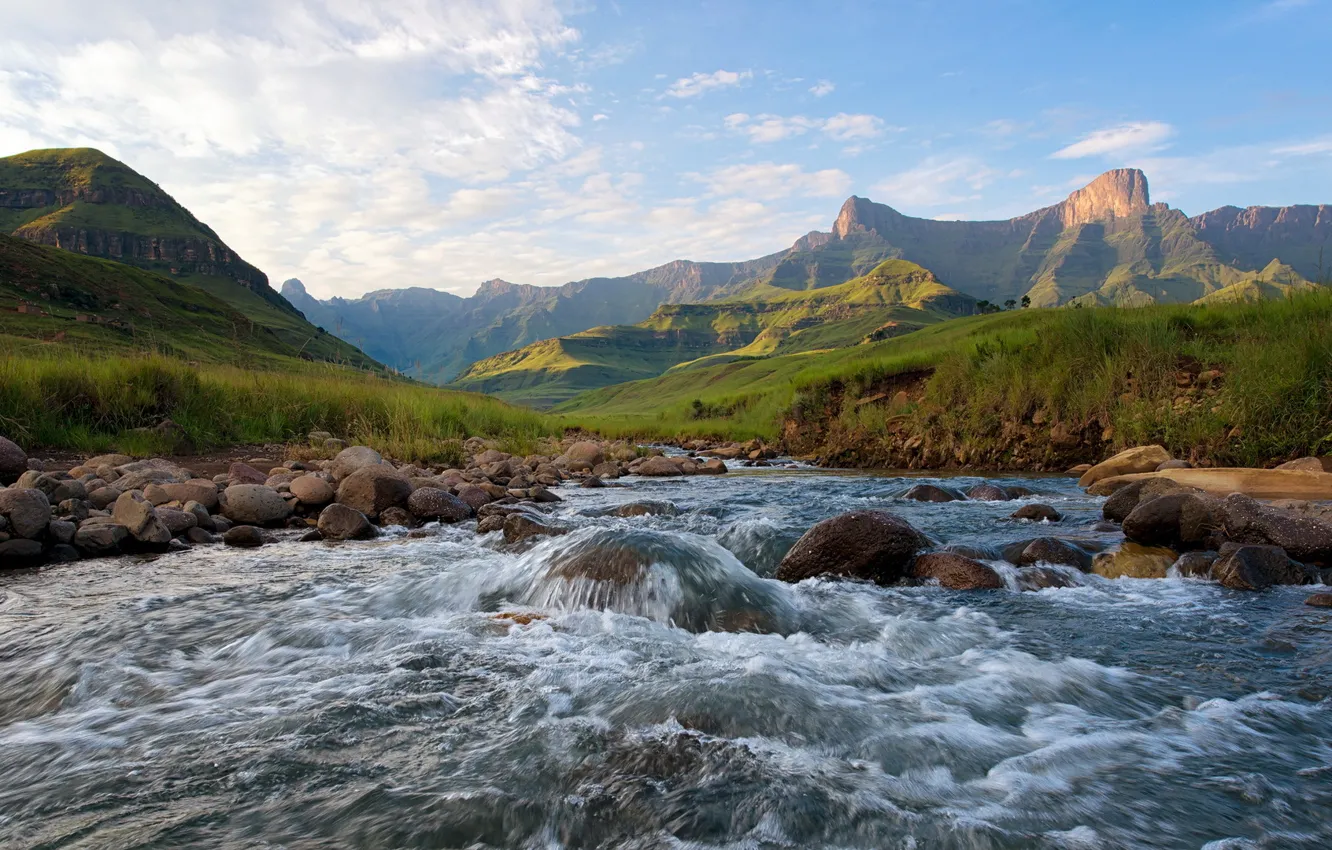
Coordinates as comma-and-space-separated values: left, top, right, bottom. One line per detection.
832, 196, 896, 240
1057, 168, 1150, 227
280, 278, 307, 297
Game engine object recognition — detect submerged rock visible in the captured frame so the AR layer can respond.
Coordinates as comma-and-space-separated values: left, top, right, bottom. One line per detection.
1011, 503, 1061, 522
966, 483, 1011, 501
223, 525, 265, 548
911, 552, 1003, 589
901, 484, 963, 503
502, 514, 569, 545
1012, 537, 1092, 571
1212, 543, 1314, 591
776, 510, 929, 585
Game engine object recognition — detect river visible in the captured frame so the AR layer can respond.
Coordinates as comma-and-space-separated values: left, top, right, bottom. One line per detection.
1, 467, 1330, 849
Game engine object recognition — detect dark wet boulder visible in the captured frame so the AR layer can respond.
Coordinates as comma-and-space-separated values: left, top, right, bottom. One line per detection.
46, 519, 76, 545
48, 544, 80, 563
1172, 550, 1219, 578
901, 484, 964, 503
1014, 537, 1092, 571
580, 475, 606, 489
1305, 592, 1332, 608
940, 542, 1002, 561
612, 501, 679, 518
0, 436, 28, 485
1015, 565, 1080, 590
185, 527, 219, 545
966, 483, 1011, 501
73, 520, 129, 555
0, 488, 52, 539
317, 503, 376, 541
0, 537, 45, 566
476, 514, 506, 534
407, 487, 472, 523
1212, 542, 1315, 591
223, 525, 265, 548
911, 552, 1004, 590
454, 483, 493, 511
502, 514, 569, 545
776, 510, 930, 585
1221, 494, 1332, 565
335, 466, 411, 520
1005, 486, 1037, 498
1011, 503, 1061, 523
1122, 493, 1223, 549
378, 506, 415, 528
698, 458, 728, 475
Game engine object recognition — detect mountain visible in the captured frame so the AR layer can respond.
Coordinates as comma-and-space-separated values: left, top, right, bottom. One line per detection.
291, 168, 1326, 392
451, 260, 977, 407
0, 147, 375, 366
280, 252, 787, 382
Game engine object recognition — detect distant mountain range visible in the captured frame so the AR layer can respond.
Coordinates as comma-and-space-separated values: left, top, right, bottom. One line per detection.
0, 148, 379, 367
287, 168, 1330, 400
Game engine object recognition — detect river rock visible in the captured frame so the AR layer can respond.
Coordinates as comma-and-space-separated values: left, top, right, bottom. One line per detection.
1305, 592, 1332, 607
776, 510, 930, 585
289, 475, 335, 506
1157, 459, 1193, 471
407, 487, 472, 523
1093, 468, 1332, 501
222, 484, 293, 526
379, 507, 415, 528
502, 514, 569, 544
336, 466, 411, 520
48, 544, 80, 563
636, 456, 684, 477
88, 487, 121, 510
911, 552, 1004, 590
1277, 457, 1328, 472
330, 446, 385, 481
185, 527, 219, 545
591, 462, 620, 479
0, 488, 52, 539
698, 458, 728, 475
1079, 445, 1172, 489
160, 480, 220, 510
317, 503, 376, 540
1122, 493, 1223, 549
1011, 504, 1061, 522
1212, 543, 1314, 590
565, 441, 605, 467
0, 537, 44, 565
1092, 543, 1177, 579
966, 484, 1011, 501
223, 525, 265, 548
156, 507, 198, 536
47, 519, 76, 545
580, 475, 606, 489
476, 514, 506, 534
901, 484, 964, 503
454, 484, 492, 511
20, 473, 86, 504
613, 501, 679, 517
1015, 538, 1092, 571
0, 436, 28, 484
114, 459, 194, 490
1015, 565, 1080, 590
74, 520, 129, 555
227, 462, 268, 486
1172, 550, 1219, 578
112, 490, 171, 544
1222, 493, 1332, 564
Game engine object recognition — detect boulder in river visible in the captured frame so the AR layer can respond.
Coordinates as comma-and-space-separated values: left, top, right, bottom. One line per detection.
0, 537, 45, 565
564, 441, 605, 468
901, 484, 964, 503
317, 503, 376, 541
910, 552, 1004, 589
336, 466, 411, 520
0, 488, 52, 539
1101, 477, 1197, 523
1078, 445, 1172, 488
407, 487, 472, 523
0, 436, 28, 485
454, 484, 492, 511
1122, 493, 1223, 550
222, 484, 293, 527
1092, 543, 1177, 579
966, 483, 1011, 501
1010, 503, 1061, 523
223, 525, 265, 548
1212, 542, 1315, 590
502, 514, 569, 545
1305, 592, 1332, 608
776, 510, 930, 585
612, 501, 679, 518
1171, 550, 1219, 578
635, 456, 684, 477
73, 520, 129, 555
1222, 493, 1332, 564
1012, 537, 1092, 571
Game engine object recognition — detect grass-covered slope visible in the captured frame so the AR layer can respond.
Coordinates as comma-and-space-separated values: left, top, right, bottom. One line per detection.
0, 147, 373, 366
0, 232, 381, 369
559, 290, 1332, 469
0, 348, 557, 463
452, 260, 977, 406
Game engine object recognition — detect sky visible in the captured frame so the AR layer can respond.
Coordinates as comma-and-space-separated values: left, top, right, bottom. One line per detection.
2, 0, 1330, 300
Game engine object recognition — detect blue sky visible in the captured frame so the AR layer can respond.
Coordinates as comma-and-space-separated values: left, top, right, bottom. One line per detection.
2, 0, 1330, 297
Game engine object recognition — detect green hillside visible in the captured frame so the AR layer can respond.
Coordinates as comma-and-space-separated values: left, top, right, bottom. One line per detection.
0, 147, 373, 366
452, 260, 977, 406
0, 232, 379, 368
559, 289, 1332, 469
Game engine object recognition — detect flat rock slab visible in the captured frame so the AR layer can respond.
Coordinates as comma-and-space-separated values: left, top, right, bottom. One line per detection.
1090, 468, 1332, 501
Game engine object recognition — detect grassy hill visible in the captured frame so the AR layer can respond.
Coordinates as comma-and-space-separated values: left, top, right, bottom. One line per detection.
452, 260, 977, 406
558, 289, 1332, 470
0, 147, 373, 366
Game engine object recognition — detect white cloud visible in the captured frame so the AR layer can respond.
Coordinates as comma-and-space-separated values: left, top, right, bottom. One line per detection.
871, 156, 997, 208
1273, 136, 1332, 156
810, 80, 835, 97
1051, 121, 1175, 159
699, 162, 852, 201
724, 112, 889, 145
663, 69, 752, 99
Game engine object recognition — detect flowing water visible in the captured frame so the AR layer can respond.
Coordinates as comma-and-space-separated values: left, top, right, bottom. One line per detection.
2, 467, 1331, 849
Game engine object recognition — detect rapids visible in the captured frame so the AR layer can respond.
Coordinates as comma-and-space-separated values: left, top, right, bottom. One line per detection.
1, 467, 1330, 849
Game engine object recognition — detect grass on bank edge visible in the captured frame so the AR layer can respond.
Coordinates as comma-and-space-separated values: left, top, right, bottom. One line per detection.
560, 291, 1332, 467
0, 349, 561, 466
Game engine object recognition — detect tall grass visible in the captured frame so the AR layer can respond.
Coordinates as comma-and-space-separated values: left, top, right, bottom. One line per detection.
0, 350, 559, 463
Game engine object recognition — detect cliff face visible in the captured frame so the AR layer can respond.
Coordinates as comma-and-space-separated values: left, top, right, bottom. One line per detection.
1054, 168, 1151, 227
1191, 204, 1332, 281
